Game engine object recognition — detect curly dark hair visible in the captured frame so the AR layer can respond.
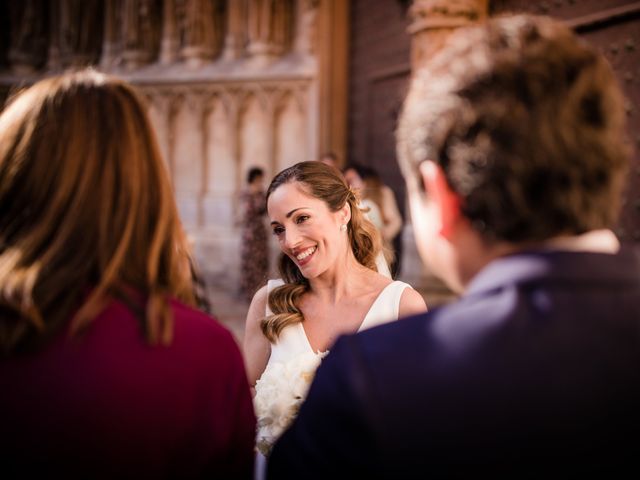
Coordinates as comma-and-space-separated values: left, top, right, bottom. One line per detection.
397, 14, 630, 242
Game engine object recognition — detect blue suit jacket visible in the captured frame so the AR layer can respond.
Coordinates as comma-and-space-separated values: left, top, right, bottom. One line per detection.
268, 249, 640, 478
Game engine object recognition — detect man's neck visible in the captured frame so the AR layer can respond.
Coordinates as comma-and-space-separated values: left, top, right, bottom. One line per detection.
539, 229, 620, 254
459, 229, 620, 291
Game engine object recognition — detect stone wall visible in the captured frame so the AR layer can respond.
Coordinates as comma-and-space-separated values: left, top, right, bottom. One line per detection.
0, 0, 324, 292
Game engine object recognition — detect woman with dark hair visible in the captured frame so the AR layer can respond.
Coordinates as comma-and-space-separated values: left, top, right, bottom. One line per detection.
0, 70, 255, 478
239, 166, 269, 302
243, 161, 427, 457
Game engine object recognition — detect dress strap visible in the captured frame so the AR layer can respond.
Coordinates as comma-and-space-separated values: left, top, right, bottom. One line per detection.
359, 280, 411, 331
265, 279, 285, 316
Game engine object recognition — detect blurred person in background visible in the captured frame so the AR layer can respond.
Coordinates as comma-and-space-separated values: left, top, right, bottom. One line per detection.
343, 163, 403, 277
239, 166, 269, 303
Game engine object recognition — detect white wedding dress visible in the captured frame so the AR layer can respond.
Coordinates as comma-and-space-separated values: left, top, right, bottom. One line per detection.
254, 278, 412, 478
266, 278, 410, 361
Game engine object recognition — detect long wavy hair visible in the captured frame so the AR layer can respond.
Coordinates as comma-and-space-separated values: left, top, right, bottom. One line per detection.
260, 161, 382, 342
0, 70, 196, 355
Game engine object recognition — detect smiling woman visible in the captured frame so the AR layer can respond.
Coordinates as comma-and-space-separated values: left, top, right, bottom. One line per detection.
242, 161, 428, 457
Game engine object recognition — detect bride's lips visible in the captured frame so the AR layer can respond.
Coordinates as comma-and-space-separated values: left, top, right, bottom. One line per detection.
293, 245, 317, 267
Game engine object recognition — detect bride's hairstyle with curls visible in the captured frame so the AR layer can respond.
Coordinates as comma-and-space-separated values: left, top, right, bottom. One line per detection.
0, 70, 197, 355
260, 161, 383, 342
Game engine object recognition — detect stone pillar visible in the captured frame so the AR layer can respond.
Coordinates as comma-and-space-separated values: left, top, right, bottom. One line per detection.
180, 0, 225, 68
407, 0, 489, 72
247, 0, 294, 64
294, 0, 319, 56
47, 0, 62, 70
59, 0, 104, 67
7, 0, 49, 73
159, 0, 179, 64
121, 0, 160, 70
222, 0, 248, 60
101, 0, 121, 68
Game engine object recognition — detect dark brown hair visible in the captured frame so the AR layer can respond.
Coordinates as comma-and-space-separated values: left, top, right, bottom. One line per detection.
397, 14, 630, 242
261, 161, 382, 342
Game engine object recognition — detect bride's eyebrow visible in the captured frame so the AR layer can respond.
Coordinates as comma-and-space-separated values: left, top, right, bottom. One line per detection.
286, 207, 309, 218
270, 207, 311, 226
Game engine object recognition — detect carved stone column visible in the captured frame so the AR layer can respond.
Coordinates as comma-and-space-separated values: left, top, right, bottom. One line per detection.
407, 0, 489, 72
159, 0, 179, 64
180, 0, 225, 68
247, 0, 294, 64
47, 0, 62, 70
59, 0, 104, 66
101, 0, 122, 68
7, 0, 49, 73
222, 0, 248, 60
121, 0, 160, 70
294, 0, 319, 56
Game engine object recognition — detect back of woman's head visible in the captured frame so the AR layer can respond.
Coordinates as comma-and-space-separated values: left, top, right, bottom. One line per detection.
0, 70, 196, 354
261, 161, 382, 341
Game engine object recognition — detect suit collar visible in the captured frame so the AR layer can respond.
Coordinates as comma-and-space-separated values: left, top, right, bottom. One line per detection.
465, 247, 640, 297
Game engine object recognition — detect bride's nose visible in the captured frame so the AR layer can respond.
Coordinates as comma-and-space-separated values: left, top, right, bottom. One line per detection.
282, 227, 301, 250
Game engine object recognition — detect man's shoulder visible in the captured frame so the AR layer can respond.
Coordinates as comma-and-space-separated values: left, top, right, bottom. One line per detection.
350, 291, 508, 355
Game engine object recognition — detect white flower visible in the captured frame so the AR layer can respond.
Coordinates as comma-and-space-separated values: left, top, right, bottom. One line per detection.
254, 350, 328, 456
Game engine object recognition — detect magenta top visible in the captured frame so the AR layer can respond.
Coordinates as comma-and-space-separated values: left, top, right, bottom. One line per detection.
0, 295, 256, 479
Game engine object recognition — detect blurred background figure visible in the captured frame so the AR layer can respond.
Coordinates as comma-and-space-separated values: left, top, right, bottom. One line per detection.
343, 163, 403, 278
318, 151, 339, 169
239, 166, 269, 303
0, 70, 255, 478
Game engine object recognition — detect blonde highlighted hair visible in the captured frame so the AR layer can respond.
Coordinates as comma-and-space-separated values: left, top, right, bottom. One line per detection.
260, 161, 382, 342
0, 70, 196, 354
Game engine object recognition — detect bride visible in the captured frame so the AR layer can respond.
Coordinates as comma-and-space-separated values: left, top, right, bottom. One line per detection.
243, 161, 427, 456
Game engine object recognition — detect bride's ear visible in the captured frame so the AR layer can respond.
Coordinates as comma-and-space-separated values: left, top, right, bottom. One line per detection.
419, 161, 461, 240
339, 200, 351, 226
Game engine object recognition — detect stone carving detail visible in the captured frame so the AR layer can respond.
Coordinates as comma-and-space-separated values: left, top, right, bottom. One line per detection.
59, 0, 104, 67
101, 0, 123, 68
222, 0, 248, 60
7, 0, 49, 73
408, 0, 488, 32
295, 0, 320, 55
407, 0, 488, 71
179, 0, 226, 67
247, 0, 295, 62
0, 1, 320, 285
122, 0, 161, 69
138, 81, 311, 231
2, 0, 319, 70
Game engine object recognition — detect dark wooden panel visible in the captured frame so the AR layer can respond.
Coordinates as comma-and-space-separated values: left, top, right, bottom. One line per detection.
491, 0, 640, 241
491, 0, 635, 18
581, 16, 640, 242
366, 70, 409, 214
347, 0, 411, 181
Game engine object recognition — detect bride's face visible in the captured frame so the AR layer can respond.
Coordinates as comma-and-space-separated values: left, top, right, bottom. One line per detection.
267, 182, 349, 279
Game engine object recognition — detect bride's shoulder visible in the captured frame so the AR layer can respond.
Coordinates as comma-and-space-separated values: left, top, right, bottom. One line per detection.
398, 284, 428, 318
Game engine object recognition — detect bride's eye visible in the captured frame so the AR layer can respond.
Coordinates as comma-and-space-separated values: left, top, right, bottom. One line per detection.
295, 215, 309, 224
272, 225, 285, 236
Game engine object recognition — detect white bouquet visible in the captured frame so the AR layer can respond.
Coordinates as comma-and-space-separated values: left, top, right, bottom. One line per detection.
254, 350, 328, 456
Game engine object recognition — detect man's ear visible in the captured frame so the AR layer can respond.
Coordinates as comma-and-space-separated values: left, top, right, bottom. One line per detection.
419, 161, 461, 239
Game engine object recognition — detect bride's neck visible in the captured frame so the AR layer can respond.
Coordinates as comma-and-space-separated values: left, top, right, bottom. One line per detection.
309, 251, 370, 303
